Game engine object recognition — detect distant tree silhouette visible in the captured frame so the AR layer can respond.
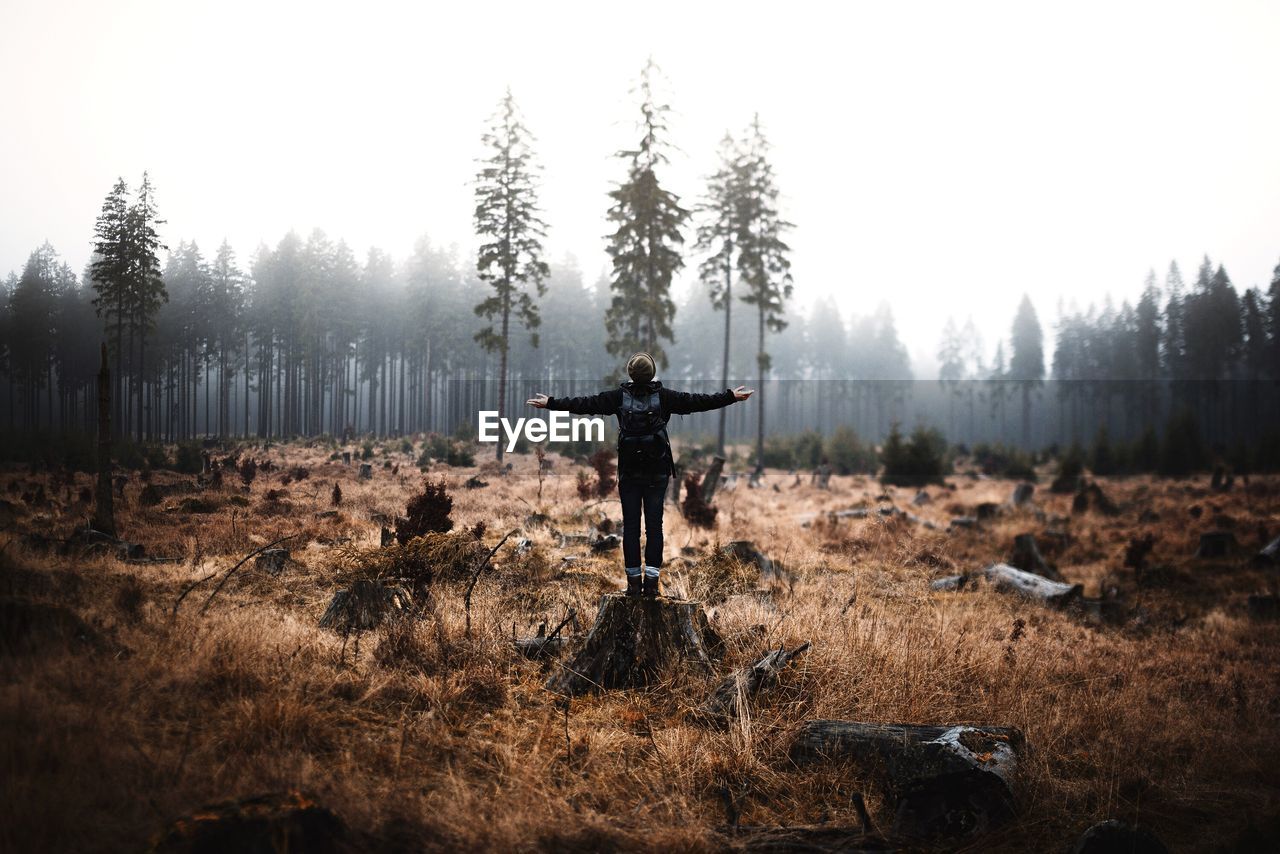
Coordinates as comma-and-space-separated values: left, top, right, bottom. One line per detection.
1009, 294, 1044, 447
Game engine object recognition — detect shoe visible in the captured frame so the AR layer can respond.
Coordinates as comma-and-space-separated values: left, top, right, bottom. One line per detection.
642, 574, 659, 597
626, 574, 642, 597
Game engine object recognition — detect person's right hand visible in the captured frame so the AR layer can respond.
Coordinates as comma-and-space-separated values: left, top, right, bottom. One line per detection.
527, 393, 549, 408
733, 386, 754, 401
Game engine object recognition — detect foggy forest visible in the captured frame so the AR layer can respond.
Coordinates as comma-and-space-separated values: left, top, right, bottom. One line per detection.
3, 7, 1280, 854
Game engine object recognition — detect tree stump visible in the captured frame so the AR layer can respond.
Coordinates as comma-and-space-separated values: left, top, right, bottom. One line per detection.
1008, 533, 1061, 581
358, 463, 373, 480
1247, 594, 1279, 622
1195, 530, 1237, 558
791, 720, 1024, 840
724, 540, 778, 579
702, 455, 727, 503
1009, 482, 1035, 507
342, 450, 351, 465
255, 548, 290, 576
319, 580, 410, 634
545, 593, 722, 696
700, 641, 810, 723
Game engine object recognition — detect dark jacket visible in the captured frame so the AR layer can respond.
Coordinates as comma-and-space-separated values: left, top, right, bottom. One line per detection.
546, 381, 737, 479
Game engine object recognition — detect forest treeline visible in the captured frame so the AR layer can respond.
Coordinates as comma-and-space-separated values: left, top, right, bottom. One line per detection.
2, 62, 1279, 469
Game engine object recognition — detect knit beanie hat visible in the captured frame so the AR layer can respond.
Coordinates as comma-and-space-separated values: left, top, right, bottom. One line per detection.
626, 352, 656, 384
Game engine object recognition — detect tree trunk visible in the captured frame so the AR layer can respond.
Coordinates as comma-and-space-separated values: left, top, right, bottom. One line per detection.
545, 593, 723, 696
791, 720, 1024, 840
701, 455, 727, 504
93, 344, 115, 537
718, 256, 732, 456
756, 308, 766, 473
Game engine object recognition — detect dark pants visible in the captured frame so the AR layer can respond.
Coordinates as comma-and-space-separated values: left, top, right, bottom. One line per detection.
618, 476, 669, 570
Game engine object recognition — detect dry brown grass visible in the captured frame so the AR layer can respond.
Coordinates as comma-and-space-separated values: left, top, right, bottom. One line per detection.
1, 442, 1279, 852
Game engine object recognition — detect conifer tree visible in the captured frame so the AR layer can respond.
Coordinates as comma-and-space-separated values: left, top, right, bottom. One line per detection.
126, 172, 167, 439
472, 88, 548, 459
603, 59, 689, 374
694, 132, 747, 454
90, 177, 131, 434
736, 115, 793, 472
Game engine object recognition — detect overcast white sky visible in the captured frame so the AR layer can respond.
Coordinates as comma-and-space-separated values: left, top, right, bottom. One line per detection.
2, 0, 1277, 376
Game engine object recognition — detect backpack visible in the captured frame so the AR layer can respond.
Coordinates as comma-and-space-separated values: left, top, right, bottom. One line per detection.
617, 387, 672, 477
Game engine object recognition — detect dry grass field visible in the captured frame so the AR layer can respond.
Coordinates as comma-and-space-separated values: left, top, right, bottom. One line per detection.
2, 439, 1279, 852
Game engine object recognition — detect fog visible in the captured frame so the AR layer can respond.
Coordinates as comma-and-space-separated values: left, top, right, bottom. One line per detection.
2, 0, 1277, 375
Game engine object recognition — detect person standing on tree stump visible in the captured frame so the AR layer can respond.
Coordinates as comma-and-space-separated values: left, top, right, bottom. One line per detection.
528, 352, 752, 597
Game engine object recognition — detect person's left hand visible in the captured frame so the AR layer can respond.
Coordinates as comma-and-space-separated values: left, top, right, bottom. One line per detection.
733, 386, 754, 401
527, 393, 549, 408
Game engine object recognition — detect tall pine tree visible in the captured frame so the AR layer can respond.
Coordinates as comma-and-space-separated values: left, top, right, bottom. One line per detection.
694, 131, 747, 454
126, 172, 167, 439
90, 177, 131, 436
472, 88, 549, 460
603, 58, 689, 375
736, 115, 793, 472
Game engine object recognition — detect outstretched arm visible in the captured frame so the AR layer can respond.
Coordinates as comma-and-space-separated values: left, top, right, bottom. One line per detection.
662, 386, 753, 415
527, 389, 622, 416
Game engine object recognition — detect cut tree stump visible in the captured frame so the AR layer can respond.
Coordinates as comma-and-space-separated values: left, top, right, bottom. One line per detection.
255, 548, 290, 576
1008, 533, 1061, 581
319, 580, 410, 634
1195, 530, 1237, 558
1010, 482, 1035, 507
358, 463, 372, 480
545, 593, 722, 696
1247, 594, 1279, 622
981, 563, 1082, 606
702, 455, 727, 503
724, 541, 779, 579
700, 641, 810, 722
791, 720, 1024, 840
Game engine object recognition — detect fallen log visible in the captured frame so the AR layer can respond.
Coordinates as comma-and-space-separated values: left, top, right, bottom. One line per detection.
724, 823, 890, 853
791, 720, 1024, 840
150, 791, 344, 854
545, 593, 722, 696
514, 636, 567, 659
700, 641, 811, 722
1008, 533, 1061, 581
1253, 534, 1280, 565
981, 562, 1082, 606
